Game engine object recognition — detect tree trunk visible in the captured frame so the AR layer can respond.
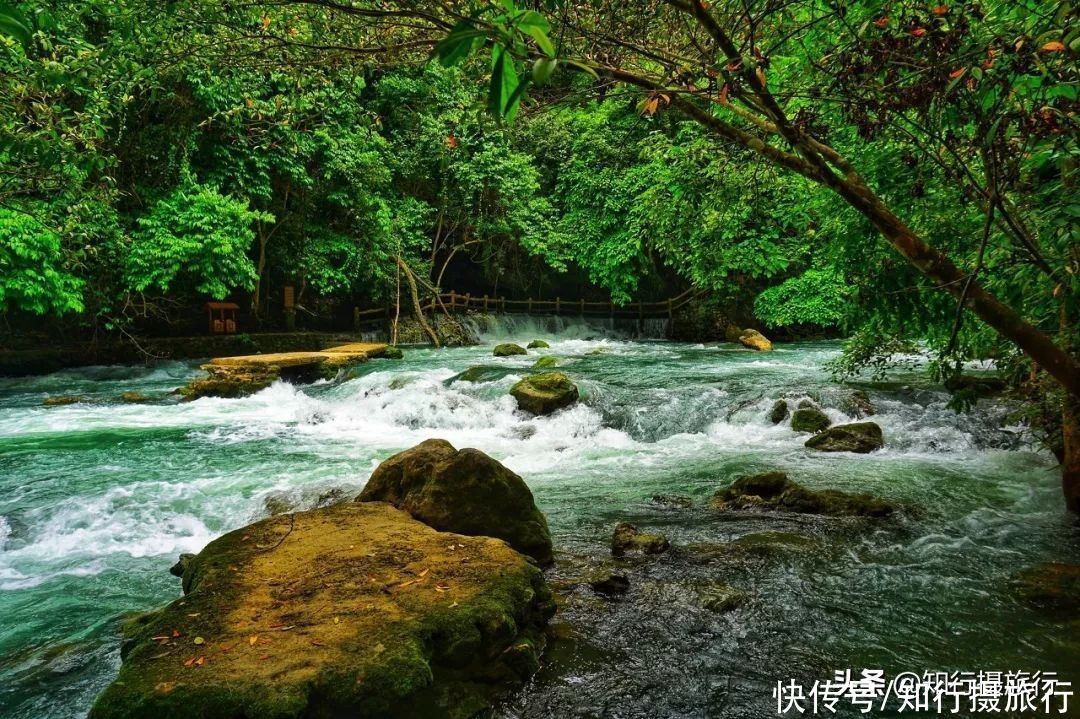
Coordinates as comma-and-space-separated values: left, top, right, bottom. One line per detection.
396, 257, 440, 347
1064, 395, 1080, 513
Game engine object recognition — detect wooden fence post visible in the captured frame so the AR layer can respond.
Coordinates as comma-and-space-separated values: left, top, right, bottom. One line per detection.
528, 297, 532, 314
667, 298, 673, 320
353, 306, 360, 331
464, 292, 471, 309
449, 290, 456, 310
483, 294, 489, 312
555, 297, 561, 315
580, 298, 585, 315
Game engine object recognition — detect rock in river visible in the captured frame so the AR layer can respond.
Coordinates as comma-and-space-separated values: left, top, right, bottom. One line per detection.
531, 356, 559, 370
358, 439, 553, 566
90, 502, 555, 719
804, 422, 884, 453
710, 472, 895, 517
769, 399, 789, 424
493, 343, 527, 357
790, 406, 831, 433
611, 522, 670, 557
1009, 562, 1080, 613
526, 339, 550, 349
737, 329, 773, 351
510, 372, 579, 416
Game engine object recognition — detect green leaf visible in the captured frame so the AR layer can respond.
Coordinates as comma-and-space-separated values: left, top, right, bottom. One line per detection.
434, 20, 483, 67
523, 25, 555, 56
532, 57, 557, 85
0, 3, 32, 48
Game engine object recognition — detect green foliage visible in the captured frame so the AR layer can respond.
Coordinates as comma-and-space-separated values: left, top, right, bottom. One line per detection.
0, 208, 84, 314
127, 181, 269, 299
755, 269, 851, 329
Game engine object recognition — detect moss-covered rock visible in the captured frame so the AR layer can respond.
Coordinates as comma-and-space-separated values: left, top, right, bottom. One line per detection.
510, 372, 579, 416
358, 439, 553, 566
448, 366, 506, 384
769, 399, 789, 424
89, 502, 554, 719
381, 346, 405, 360
1009, 562, 1080, 613
42, 394, 85, 406
611, 522, 669, 557
844, 390, 875, 418
650, 494, 692, 509
790, 407, 831, 433
588, 574, 630, 596
493, 343, 527, 357
119, 391, 152, 404
709, 472, 896, 517
531, 356, 559, 370
179, 366, 278, 401
699, 583, 750, 613
526, 340, 550, 349
738, 329, 773, 351
804, 422, 884, 453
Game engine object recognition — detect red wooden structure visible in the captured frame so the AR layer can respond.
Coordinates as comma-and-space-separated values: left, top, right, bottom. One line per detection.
206, 302, 239, 334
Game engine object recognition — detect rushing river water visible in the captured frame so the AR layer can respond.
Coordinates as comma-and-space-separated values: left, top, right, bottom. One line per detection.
0, 318, 1076, 718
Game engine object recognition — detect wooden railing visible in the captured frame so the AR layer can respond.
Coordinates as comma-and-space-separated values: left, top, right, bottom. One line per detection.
353, 288, 706, 328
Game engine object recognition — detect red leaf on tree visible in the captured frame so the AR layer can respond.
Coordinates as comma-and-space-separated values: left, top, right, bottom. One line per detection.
948, 67, 967, 79
932, 5, 949, 16
873, 17, 889, 28
911, 27, 926, 37
1041, 41, 1065, 53
445, 135, 457, 149
719, 84, 729, 104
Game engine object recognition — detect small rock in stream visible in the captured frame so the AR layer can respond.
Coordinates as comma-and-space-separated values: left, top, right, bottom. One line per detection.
589, 574, 631, 596
710, 472, 896, 517
651, 494, 693, 509
611, 522, 670, 557
700, 583, 750, 613
804, 422, 884, 453
769, 399, 789, 424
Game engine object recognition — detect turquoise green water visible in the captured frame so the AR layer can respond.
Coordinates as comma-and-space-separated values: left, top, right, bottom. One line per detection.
0, 321, 1076, 717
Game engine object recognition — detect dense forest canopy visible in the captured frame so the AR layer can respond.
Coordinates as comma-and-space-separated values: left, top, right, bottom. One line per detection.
1, 3, 1076, 402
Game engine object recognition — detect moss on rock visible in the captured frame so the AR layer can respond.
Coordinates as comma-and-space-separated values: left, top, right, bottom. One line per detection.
1009, 562, 1080, 613
510, 372, 579, 416
738, 329, 773, 351
790, 407, 831, 433
804, 422, 884, 453
611, 522, 669, 557
526, 340, 550, 349
358, 439, 553, 566
42, 395, 85, 406
89, 502, 554, 719
493, 343, 527, 357
769, 399, 789, 424
531, 356, 559, 370
709, 472, 896, 517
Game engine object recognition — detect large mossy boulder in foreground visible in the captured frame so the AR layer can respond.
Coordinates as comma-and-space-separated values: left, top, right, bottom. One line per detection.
790, 406, 831, 433
358, 439, 553, 566
709, 472, 895, 517
804, 422, 884, 453
493, 343, 527, 357
510, 372, 579, 416
90, 502, 554, 719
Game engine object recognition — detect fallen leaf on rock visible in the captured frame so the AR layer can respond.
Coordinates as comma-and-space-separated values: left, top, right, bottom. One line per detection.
194, 656, 205, 666
249, 635, 259, 646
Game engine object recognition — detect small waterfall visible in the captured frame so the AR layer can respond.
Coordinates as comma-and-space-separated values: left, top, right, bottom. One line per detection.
462, 313, 669, 342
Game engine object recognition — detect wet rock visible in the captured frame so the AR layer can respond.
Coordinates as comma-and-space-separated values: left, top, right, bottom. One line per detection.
732, 531, 819, 551
531, 356, 559, 370
526, 339, 550, 349
709, 472, 895, 517
611, 522, 670, 557
699, 583, 750, 613
845, 390, 875, 418
804, 422, 884, 453
589, 573, 630, 596
381, 346, 405, 360
797, 398, 817, 409
1010, 562, 1080, 613
262, 492, 295, 517
586, 347, 611, 356
315, 487, 349, 507
42, 395, 84, 406
769, 399, 789, 424
724, 325, 745, 343
89, 502, 555, 719
358, 439, 553, 565
493, 343, 527, 357
738, 329, 773, 351
510, 372, 579, 416
179, 366, 278, 401
119, 391, 151, 404
651, 494, 693, 509
451, 365, 505, 383
168, 553, 194, 578
790, 407, 831, 433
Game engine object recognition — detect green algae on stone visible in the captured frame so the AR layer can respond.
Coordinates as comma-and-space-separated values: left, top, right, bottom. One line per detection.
790, 407, 830, 433
358, 439, 553, 566
531, 356, 559, 370
510, 372, 578, 416
526, 340, 550, 349
381, 346, 405, 359
493, 343, 527, 357
42, 395, 85, 406
709, 472, 896, 517
769, 399, 789, 424
89, 502, 555, 719
611, 522, 669, 557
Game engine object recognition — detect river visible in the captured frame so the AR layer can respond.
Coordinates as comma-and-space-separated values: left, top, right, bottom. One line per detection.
0, 318, 1076, 718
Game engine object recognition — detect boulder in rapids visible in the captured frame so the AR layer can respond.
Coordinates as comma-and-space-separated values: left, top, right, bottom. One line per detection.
42, 395, 84, 406
1009, 562, 1080, 614
844, 389, 875, 418
769, 399, 789, 424
737, 329, 773, 351
709, 472, 895, 517
589, 573, 630, 596
611, 522, 669, 557
90, 502, 555, 719
493, 343, 527, 357
510, 372, 579, 416
804, 422, 884, 453
526, 339, 550, 349
119, 391, 152, 404
450, 365, 506, 384
358, 439, 553, 566
381, 346, 405, 359
699, 583, 750, 613
531, 356, 559, 370
790, 407, 831, 433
